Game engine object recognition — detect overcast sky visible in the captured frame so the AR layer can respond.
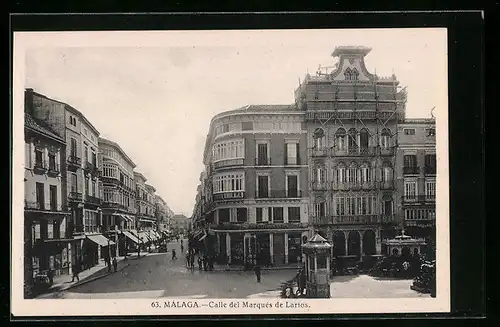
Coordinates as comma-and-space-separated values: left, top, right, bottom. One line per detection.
21, 29, 447, 217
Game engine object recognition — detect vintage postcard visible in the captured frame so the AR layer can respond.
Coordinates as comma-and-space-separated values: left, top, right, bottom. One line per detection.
11, 28, 450, 316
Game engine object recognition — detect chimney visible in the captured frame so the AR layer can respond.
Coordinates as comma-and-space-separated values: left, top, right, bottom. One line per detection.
24, 88, 34, 115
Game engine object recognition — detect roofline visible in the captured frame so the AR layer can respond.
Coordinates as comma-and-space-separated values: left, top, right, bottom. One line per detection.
29, 90, 101, 136
25, 126, 65, 144
145, 184, 156, 193
133, 171, 147, 182
98, 137, 137, 167
400, 119, 436, 125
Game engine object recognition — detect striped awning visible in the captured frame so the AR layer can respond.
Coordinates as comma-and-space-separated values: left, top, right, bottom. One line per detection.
122, 231, 140, 244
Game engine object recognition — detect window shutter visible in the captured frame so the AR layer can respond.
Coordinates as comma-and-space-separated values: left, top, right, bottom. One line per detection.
296, 143, 300, 164
284, 142, 288, 165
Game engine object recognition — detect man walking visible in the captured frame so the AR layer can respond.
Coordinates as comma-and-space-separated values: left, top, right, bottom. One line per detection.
71, 263, 80, 282
112, 257, 118, 273
254, 264, 262, 283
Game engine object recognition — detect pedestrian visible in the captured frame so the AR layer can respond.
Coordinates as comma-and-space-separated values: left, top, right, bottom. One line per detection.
198, 256, 202, 270
298, 269, 306, 295
71, 263, 80, 282
113, 257, 118, 273
106, 256, 111, 273
203, 256, 208, 271
254, 264, 261, 283
189, 253, 195, 270
172, 249, 177, 260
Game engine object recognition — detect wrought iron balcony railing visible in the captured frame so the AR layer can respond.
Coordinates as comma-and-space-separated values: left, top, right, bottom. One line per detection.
284, 157, 301, 165
67, 155, 81, 167
312, 215, 381, 225
213, 191, 245, 201
255, 158, 271, 166
85, 195, 101, 205
68, 191, 82, 201
47, 163, 60, 177
33, 162, 48, 174
255, 190, 302, 199
424, 165, 436, 175
403, 166, 420, 175
402, 195, 436, 203
209, 222, 308, 230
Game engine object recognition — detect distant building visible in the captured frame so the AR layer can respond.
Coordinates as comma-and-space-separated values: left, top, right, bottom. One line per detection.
155, 195, 173, 232
170, 214, 191, 234
24, 112, 70, 298
396, 119, 436, 245
134, 172, 157, 231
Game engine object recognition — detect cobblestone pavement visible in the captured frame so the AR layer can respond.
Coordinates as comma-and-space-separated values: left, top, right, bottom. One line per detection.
40, 240, 427, 299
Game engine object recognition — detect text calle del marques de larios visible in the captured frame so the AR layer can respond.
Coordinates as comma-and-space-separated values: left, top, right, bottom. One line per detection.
151, 300, 310, 309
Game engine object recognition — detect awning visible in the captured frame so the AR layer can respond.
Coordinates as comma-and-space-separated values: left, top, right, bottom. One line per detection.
148, 230, 158, 241
138, 231, 151, 242
86, 234, 115, 247
122, 231, 140, 244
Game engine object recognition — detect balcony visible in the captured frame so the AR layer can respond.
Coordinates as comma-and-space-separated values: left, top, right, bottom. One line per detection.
101, 201, 128, 210
24, 200, 64, 212
379, 147, 396, 156
213, 191, 245, 201
381, 215, 395, 224
401, 195, 436, 204
47, 163, 60, 177
213, 158, 244, 169
85, 194, 101, 205
255, 158, 271, 166
100, 176, 121, 185
403, 166, 420, 175
67, 155, 81, 171
379, 180, 395, 190
33, 162, 48, 175
67, 222, 85, 236
331, 182, 379, 191
84, 161, 99, 175
255, 190, 302, 199
424, 165, 436, 175
68, 191, 83, 202
312, 215, 380, 225
310, 148, 329, 157
284, 157, 301, 166
311, 181, 329, 191
210, 222, 308, 231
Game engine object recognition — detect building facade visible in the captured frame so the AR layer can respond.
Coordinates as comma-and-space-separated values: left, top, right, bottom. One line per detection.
192, 105, 310, 267
134, 173, 157, 231
396, 119, 436, 249
24, 113, 71, 297
296, 46, 407, 258
25, 89, 110, 275
155, 195, 173, 232
170, 214, 191, 235
98, 137, 137, 255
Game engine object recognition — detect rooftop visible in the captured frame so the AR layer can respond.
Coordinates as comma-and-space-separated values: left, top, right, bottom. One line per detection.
331, 45, 372, 57
98, 137, 136, 168
25, 113, 65, 144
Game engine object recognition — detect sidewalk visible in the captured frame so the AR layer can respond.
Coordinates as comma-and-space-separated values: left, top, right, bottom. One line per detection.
36, 251, 151, 298
206, 263, 302, 272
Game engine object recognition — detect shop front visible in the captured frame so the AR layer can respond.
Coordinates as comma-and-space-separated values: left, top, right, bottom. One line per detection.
230, 233, 245, 265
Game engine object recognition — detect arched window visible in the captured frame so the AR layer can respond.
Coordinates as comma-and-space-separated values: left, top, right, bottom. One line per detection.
359, 128, 369, 152
360, 162, 371, 183
335, 128, 346, 151
313, 127, 326, 149
344, 68, 352, 80
351, 68, 360, 81
381, 128, 391, 149
347, 162, 358, 183
336, 162, 346, 184
382, 161, 393, 182
315, 196, 327, 217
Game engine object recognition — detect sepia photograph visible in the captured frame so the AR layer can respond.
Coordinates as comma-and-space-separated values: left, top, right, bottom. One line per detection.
11, 28, 450, 316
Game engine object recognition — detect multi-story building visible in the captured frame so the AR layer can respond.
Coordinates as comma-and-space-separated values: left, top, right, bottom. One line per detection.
24, 112, 71, 298
170, 214, 191, 235
192, 105, 310, 267
294, 46, 407, 258
396, 119, 436, 248
134, 173, 157, 231
155, 195, 173, 233
98, 137, 138, 255
25, 89, 109, 273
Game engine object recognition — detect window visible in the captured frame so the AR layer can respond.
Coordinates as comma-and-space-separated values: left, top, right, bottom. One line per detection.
404, 154, 417, 169
425, 181, 436, 198
335, 128, 346, 151
85, 177, 90, 196
337, 167, 346, 183
288, 207, 300, 222
361, 166, 371, 183
384, 200, 393, 216
347, 167, 357, 183
70, 138, 77, 157
316, 167, 326, 184
336, 197, 345, 215
48, 154, 56, 171
92, 152, 97, 167
348, 128, 357, 152
219, 209, 230, 223
35, 149, 43, 168
257, 175, 269, 198
92, 180, 96, 196
36, 182, 44, 209
315, 201, 326, 217
84, 146, 88, 163
213, 173, 245, 193
257, 143, 268, 165
404, 181, 417, 199
425, 154, 436, 174
404, 128, 415, 136
272, 207, 284, 223
49, 185, 57, 211
359, 129, 369, 150
285, 142, 299, 165
287, 175, 298, 197
380, 129, 391, 149
70, 173, 77, 192
256, 208, 263, 222
213, 139, 245, 162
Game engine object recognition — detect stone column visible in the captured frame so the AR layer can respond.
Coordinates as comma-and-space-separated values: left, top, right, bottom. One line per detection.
269, 233, 274, 264
284, 232, 289, 264
226, 233, 231, 264
359, 230, 364, 256
376, 228, 382, 254
283, 206, 289, 223
344, 231, 349, 255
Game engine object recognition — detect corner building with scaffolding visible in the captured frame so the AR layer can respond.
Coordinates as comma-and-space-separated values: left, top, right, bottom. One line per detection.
294, 46, 407, 260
